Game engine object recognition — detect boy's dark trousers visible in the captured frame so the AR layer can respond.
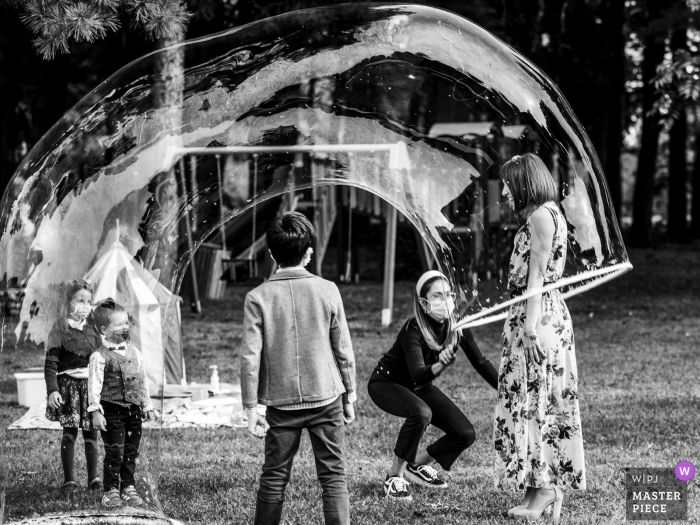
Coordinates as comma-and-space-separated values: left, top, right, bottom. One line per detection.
100, 401, 143, 491
254, 397, 349, 525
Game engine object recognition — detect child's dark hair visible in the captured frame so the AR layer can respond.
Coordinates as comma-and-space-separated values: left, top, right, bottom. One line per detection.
93, 299, 126, 331
266, 211, 316, 268
65, 280, 93, 303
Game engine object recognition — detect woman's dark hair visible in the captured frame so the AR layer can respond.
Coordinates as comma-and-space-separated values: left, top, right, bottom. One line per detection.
500, 153, 557, 217
413, 275, 459, 352
266, 211, 316, 268
93, 299, 126, 332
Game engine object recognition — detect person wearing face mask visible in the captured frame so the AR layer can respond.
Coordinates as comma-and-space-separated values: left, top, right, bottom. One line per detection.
44, 280, 102, 492
87, 299, 155, 508
367, 271, 498, 502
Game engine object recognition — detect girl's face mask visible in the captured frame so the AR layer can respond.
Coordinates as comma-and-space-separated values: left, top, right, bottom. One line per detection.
70, 303, 92, 320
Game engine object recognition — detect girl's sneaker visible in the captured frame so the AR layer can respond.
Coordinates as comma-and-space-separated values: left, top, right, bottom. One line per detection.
384, 475, 412, 502
405, 463, 448, 489
102, 488, 123, 507
120, 485, 144, 506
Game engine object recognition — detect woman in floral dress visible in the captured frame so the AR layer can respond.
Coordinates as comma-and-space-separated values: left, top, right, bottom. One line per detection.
493, 153, 585, 520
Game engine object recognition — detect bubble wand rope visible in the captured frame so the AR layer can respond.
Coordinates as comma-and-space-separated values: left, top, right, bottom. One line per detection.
453, 262, 633, 331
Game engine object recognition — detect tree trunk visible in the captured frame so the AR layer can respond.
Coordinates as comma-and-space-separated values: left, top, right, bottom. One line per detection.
691, 119, 700, 238
0, 11, 70, 197
628, 1, 665, 247
666, 27, 690, 243
667, 108, 689, 242
603, 0, 625, 217
148, 36, 185, 287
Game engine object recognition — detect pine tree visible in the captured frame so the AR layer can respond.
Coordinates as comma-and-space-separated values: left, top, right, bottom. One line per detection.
2, 0, 191, 59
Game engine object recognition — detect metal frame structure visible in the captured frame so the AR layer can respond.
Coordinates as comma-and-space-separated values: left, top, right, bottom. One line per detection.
172, 142, 410, 326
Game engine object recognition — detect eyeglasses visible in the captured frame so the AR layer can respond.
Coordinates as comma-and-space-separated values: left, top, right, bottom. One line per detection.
425, 292, 457, 305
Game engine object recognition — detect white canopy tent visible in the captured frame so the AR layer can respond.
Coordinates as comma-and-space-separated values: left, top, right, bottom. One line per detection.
83, 229, 184, 392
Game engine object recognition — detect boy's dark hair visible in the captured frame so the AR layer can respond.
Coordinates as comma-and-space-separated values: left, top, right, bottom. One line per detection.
93, 299, 126, 331
266, 211, 316, 268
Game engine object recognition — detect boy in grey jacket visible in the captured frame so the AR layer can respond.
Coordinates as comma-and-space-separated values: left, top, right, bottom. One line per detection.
241, 211, 357, 525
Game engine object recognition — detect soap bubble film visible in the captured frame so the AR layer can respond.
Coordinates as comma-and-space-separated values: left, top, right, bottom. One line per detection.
0, 3, 630, 520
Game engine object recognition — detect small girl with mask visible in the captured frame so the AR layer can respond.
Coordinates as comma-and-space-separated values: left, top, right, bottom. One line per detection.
367, 270, 499, 502
44, 280, 102, 492
87, 299, 155, 508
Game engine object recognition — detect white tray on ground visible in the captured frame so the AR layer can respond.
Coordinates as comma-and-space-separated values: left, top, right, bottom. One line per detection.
191, 396, 239, 407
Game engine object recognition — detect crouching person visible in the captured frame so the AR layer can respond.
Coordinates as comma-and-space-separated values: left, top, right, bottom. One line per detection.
88, 299, 155, 507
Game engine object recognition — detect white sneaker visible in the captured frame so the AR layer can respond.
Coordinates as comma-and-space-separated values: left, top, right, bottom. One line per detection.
384, 475, 412, 502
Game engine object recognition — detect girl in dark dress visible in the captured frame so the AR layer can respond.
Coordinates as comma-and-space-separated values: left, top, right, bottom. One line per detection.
44, 281, 102, 492
367, 270, 498, 502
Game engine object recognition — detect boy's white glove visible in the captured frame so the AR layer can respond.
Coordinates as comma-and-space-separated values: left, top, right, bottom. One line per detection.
246, 409, 269, 439
343, 403, 355, 425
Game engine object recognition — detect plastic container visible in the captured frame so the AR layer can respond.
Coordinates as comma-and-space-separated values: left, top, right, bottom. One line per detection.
14, 371, 47, 408
190, 383, 210, 402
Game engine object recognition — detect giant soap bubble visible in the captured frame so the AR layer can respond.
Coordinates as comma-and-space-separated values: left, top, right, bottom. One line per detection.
0, 3, 630, 521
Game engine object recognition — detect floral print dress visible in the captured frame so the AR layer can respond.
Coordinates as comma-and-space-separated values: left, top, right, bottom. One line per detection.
493, 202, 586, 491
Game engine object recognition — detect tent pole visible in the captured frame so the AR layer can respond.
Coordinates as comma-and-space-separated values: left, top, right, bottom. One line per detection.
216, 155, 227, 252
414, 227, 434, 272
252, 155, 258, 278
189, 155, 199, 232
381, 202, 397, 326
344, 188, 354, 282
179, 157, 201, 314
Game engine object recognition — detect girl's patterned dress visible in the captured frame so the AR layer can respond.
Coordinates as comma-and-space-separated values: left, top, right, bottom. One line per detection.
45, 320, 100, 431
493, 202, 586, 491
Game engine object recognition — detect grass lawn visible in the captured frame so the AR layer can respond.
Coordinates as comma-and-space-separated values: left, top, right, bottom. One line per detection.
1, 247, 699, 524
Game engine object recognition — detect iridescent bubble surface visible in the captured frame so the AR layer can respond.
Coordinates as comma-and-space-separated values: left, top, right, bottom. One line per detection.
0, 4, 630, 520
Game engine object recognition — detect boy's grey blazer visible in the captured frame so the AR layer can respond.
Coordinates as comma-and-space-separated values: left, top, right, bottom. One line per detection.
241, 268, 356, 408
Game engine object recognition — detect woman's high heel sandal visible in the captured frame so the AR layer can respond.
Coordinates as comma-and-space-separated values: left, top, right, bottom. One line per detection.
510, 486, 562, 520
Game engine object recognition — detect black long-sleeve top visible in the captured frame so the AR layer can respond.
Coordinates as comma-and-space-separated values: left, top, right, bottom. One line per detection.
44, 320, 101, 394
375, 317, 498, 391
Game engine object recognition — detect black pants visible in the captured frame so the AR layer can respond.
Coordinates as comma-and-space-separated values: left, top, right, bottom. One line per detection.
100, 401, 143, 492
255, 397, 349, 525
367, 370, 476, 471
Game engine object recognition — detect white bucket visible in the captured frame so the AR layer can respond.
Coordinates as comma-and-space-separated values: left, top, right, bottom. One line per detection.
14, 371, 47, 408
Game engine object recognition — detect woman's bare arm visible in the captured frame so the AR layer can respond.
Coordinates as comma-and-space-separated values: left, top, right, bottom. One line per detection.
525, 207, 555, 332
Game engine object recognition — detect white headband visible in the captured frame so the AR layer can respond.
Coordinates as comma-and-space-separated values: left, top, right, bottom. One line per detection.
416, 270, 448, 297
